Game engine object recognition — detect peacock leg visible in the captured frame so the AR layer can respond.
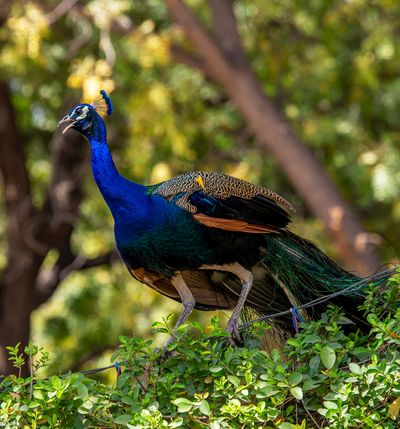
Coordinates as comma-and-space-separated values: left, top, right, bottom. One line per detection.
200, 263, 254, 345
163, 272, 196, 349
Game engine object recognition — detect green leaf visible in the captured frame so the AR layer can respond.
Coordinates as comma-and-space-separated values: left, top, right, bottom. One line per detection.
323, 401, 338, 410
72, 415, 84, 429
33, 389, 44, 400
121, 395, 137, 406
309, 356, 320, 373
290, 386, 303, 400
77, 383, 88, 399
279, 423, 296, 429
303, 379, 320, 392
304, 334, 321, 343
51, 376, 61, 389
198, 399, 211, 416
256, 386, 280, 397
337, 315, 354, 325
172, 398, 193, 413
245, 371, 252, 384
227, 375, 240, 387
287, 338, 301, 347
209, 366, 223, 373
169, 419, 184, 428
320, 346, 336, 369
224, 349, 233, 363
349, 362, 362, 375
288, 372, 302, 386
114, 414, 132, 424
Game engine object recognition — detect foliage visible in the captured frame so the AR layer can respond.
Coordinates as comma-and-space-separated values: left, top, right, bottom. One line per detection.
1, 0, 400, 382
1, 276, 399, 428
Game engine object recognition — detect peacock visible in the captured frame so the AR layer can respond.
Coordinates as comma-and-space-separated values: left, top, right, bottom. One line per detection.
58, 90, 395, 345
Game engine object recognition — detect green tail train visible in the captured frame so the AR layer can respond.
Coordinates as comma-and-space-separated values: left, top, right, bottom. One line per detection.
235, 230, 395, 331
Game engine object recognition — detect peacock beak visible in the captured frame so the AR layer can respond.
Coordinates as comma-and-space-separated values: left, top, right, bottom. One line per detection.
58, 115, 77, 134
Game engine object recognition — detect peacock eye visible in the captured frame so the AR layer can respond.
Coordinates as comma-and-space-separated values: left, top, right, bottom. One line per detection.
75, 108, 82, 116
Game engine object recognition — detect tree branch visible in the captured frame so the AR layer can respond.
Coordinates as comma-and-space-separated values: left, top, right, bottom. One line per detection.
69, 343, 119, 372
34, 251, 118, 306
208, 0, 247, 67
45, 0, 80, 25
166, 0, 232, 82
166, 0, 381, 274
35, 249, 119, 307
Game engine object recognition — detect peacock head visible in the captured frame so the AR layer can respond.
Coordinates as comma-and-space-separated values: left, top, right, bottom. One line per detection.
58, 90, 113, 137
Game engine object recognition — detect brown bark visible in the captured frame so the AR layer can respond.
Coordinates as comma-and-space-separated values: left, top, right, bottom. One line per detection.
166, 0, 380, 275
0, 0, 11, 27
0, 82, 39, 375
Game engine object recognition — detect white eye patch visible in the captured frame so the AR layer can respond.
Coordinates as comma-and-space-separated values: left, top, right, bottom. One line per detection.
75, 105, 89, 120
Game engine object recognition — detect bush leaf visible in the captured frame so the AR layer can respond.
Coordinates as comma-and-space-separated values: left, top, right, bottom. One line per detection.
290, 386, 303, 400
320, 346, 336, 369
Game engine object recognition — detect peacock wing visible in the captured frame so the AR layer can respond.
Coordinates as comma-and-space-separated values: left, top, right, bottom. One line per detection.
148, 171, 294, 233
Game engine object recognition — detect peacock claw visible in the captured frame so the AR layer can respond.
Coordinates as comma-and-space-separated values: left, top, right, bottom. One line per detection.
162, 335, 174, 351
226, 319, 243, 346
159, 335, 182, 360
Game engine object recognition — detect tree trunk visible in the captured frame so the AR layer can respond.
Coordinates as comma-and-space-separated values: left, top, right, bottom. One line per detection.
0, 82, 114, 374
166, 0, 380, 275
0, 82, 39, 375
0, 271, 39, 375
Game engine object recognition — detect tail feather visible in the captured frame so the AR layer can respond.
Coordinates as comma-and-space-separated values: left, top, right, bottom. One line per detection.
249, 230, 396, 329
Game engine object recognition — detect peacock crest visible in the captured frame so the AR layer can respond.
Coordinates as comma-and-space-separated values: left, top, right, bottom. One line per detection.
91, 89, 113, 116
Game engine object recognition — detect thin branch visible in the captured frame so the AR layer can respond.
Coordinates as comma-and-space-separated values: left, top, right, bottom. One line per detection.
70, 343, 119, 372
100, 29, 116, 68
67, 9, 94, 55
79, 250, 120, 270
35, 250, 119, 307
45, 0, 80, 25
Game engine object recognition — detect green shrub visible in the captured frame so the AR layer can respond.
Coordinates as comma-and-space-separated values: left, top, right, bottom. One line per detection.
1, 276, 399, 428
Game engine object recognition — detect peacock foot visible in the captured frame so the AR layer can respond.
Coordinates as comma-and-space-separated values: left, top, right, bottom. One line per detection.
226, 317, 243, 346
162, 334, 174, 351
158, 335, 179, 361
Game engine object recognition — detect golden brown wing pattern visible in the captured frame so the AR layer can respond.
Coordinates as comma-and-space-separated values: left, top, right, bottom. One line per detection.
150, 171, 294, 233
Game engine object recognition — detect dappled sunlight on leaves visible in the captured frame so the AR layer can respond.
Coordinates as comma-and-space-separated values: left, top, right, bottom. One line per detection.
67, 57, 115, 100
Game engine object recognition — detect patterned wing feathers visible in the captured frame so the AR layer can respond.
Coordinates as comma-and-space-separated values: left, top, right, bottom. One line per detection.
152, 171, 294, 213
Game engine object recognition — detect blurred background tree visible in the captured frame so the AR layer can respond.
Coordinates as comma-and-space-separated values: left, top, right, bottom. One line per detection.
0, 0, 399, 375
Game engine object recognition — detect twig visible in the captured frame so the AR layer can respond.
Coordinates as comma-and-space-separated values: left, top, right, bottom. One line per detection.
46, 0, 80, 25
303, 400, 322, 429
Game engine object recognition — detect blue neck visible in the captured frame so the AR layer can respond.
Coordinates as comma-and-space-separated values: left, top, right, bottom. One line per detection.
85, 119, 146, 221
